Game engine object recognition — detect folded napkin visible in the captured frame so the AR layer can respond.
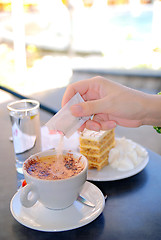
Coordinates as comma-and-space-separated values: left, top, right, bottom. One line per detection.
12, 122, 36, 154
41, 126, 80, 152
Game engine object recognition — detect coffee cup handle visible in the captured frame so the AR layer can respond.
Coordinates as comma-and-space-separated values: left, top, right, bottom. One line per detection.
20, 184, 39, 208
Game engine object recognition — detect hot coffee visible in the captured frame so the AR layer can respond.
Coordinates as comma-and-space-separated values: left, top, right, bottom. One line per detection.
21, 150, 88, 209
24, 152, 85, 180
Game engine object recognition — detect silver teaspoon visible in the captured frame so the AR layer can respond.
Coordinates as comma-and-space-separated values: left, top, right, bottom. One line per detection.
77, 195, 95, 208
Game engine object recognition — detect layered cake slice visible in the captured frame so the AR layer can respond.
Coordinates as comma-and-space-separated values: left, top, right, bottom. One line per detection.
79, 128, 115, 170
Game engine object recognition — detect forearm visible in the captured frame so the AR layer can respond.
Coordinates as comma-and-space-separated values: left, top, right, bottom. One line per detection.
142, 94, 161, 127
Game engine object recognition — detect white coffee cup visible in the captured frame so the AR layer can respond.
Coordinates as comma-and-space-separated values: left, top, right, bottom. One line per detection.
20, 149, 88, 210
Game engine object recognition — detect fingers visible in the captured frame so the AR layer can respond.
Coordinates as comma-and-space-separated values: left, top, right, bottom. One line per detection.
98, 120, 117, 130
78, 119, 116, 132
91, 113, 117, 130
70, 98, 106, 117
61, 76, 105, 107
85, 120, 101, 131
78, 120, 101, 132
61, 79, 91, 107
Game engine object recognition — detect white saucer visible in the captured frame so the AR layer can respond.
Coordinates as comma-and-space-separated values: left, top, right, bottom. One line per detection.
87, 144, 149, 181
10, 181, 105, 232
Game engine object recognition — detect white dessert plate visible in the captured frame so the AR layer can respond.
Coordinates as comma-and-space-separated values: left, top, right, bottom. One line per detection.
87, 144, 149, 182
10, 181, 105, 232
40, 131, 149, 182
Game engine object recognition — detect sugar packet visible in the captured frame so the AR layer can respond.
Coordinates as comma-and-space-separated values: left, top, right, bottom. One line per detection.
45, 92, 90, 138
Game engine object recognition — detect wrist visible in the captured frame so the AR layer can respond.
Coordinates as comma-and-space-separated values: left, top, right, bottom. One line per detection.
143, 93, 161, 127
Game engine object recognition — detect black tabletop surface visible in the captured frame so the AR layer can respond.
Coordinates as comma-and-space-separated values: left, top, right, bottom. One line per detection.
1, 92, 161, 240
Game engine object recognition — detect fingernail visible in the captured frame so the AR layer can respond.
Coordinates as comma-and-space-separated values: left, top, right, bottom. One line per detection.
71, 104, 83, 115
90, 125, 101, 131
86, 122, 101, 132
109, 121, 117, 129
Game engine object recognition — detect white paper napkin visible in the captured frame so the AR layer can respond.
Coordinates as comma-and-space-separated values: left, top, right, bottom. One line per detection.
12, 122, 36, 154
41, 126, 80, 152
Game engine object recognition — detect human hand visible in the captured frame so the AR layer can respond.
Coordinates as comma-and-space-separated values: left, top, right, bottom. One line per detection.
62, 76, 155, 131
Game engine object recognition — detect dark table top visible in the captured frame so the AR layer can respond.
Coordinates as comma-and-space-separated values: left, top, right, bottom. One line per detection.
1, 91, 161, 240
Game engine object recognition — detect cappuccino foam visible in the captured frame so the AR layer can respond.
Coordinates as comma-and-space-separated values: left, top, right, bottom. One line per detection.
24, 153, 84, 180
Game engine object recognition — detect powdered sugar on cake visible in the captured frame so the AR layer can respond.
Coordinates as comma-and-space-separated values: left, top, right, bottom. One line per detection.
81, 129, 112, 141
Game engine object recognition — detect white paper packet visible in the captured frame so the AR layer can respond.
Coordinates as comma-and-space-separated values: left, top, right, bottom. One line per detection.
45, 92, 90, 138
